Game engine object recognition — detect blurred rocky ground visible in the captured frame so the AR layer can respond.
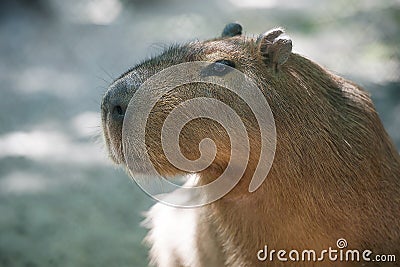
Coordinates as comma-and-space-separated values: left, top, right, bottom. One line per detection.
0, 0, 399, 266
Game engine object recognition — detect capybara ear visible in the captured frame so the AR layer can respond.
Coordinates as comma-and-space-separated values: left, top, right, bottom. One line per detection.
221, 22, 242, 37
257, 28, 292, 71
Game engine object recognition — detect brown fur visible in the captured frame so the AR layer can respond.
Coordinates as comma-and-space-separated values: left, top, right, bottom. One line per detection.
101, 26, 400, 266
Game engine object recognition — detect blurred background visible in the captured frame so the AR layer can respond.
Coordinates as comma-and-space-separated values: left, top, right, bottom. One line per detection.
0, 0, 399, 266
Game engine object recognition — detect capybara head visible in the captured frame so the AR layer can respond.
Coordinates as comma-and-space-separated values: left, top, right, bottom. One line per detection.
101, 23, 400, 197
101, 23, 293, 181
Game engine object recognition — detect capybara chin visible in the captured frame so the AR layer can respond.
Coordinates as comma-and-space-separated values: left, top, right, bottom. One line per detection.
101, 23, 400, 266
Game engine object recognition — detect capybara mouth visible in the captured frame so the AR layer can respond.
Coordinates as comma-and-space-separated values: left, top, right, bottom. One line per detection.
101, 103, 126, 165
104, 127, 125, 164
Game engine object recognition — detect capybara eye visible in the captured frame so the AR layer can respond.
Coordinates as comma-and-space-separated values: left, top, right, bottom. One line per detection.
211, 59, 235, 75
200, 59, 236, 77
215, 59, 236, 68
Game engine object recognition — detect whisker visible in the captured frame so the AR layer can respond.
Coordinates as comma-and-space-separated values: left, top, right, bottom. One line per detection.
98, 65, 115, 82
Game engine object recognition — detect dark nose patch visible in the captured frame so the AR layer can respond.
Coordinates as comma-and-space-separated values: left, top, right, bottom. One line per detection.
101, 79, 131, 123
110, 99, 127, 121
113, 104, 125, 117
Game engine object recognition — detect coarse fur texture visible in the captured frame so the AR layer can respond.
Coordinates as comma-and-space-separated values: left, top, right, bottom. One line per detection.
101, 24, 400, 266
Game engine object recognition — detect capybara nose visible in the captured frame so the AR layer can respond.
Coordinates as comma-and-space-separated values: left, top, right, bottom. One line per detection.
102, 94, 127, 122
110, 101, 126, 121
101, 82, 130, 123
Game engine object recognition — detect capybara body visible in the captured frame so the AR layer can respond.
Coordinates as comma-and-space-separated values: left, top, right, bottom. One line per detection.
101, 23, 400, 266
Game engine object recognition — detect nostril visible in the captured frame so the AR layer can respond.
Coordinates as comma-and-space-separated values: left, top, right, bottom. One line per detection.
112, 105, 126, 118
